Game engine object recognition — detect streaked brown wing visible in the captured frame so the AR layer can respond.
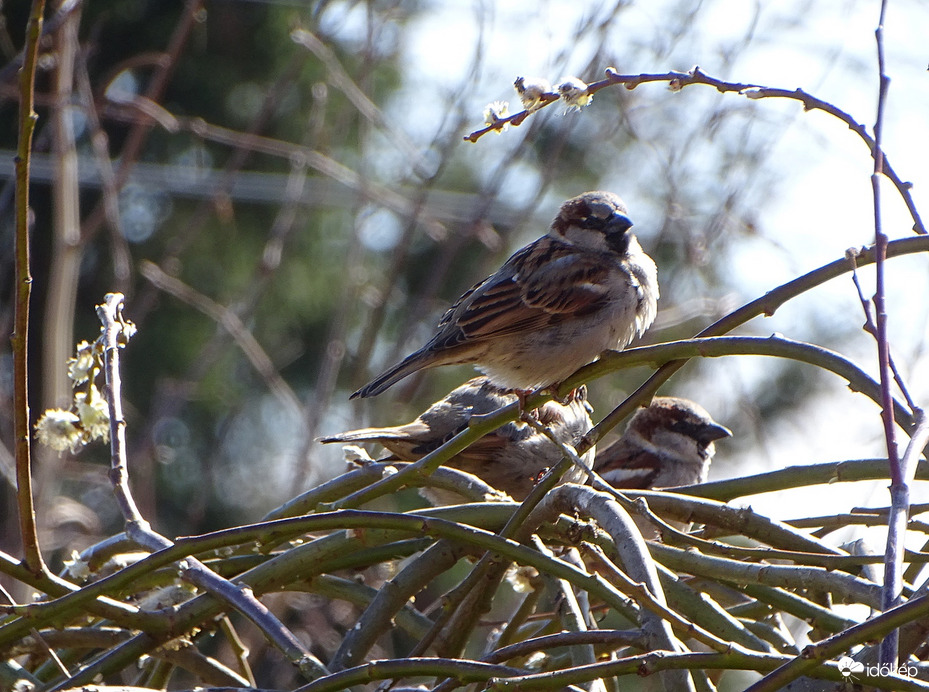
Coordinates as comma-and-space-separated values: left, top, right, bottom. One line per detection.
453, 433, 510, 465
520, 251, 614, 316
594, 440, 661, 490
433, 242, 613, 347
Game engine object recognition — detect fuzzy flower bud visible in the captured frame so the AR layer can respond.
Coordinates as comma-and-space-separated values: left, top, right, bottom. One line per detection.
557, 77, 593, 111
482, 100, 510, 131
67, 340, 96, 384
35, 410, 83, 453
514, 76, 552, 112
63, 550, 92, 581
75, 384, 111, 442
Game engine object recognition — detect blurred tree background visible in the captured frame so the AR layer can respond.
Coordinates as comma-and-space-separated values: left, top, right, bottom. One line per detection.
1, 1, 929, 687
2, 0, 928, 558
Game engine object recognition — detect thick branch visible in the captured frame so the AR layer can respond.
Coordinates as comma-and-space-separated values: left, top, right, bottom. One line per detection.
575, 235, 929, 448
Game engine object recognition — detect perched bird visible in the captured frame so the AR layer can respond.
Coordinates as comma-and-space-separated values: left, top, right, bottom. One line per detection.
351, 191, 658, 399
322, 376, 595, 501
594, 397, 731, 490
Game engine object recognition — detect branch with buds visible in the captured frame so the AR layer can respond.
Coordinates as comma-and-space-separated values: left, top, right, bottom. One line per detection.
464, 66, 924, 237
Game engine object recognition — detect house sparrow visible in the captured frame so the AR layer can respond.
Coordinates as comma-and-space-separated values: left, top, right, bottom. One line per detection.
322, 376, 595, 501
594, 397, 731, 490
351, 191, 658, 399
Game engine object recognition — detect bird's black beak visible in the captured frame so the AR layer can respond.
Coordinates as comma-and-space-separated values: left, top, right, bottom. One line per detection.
604, 213, 634, 253
697, 422, 733, 444
604, 213, 633, 236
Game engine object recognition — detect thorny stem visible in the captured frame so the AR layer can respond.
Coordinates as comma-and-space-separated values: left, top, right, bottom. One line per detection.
13, 0, 50, 579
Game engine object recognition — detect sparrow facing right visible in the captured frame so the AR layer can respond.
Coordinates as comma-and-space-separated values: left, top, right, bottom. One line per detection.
594, 396, 731, 490
351, 191, 658, 398
322, 376, 595, 501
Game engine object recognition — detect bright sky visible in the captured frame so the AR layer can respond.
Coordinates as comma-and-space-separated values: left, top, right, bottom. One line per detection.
313, 1, 929, 540
404, 1, 929, 528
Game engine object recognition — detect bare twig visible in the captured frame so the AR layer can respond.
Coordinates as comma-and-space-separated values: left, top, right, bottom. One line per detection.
895, 411, 929, 587
579, 235, 929, 450
139, 261, 303, 420
867, 0, 906, 668
649, 543, 881, 608
13, 0, 50, 579
330, 541, 464, 672
537, 541, 601, 687
218, 615, 257, 687
0, 0, 81, 86
533, 485, 696, 692
620, 489, 844, 555
846, 249, 917, 411
584, 542, 731, 655
485, 629, 646, 665
42, 4, 82, 417
130, 44, 310, 327
75, 48, 132, 289
93, 293, 328, 684
520, 412, 595, 485
32, 7, 86, 532
573, 335, 915, 432
464, 66, 925, 236
78, 0, 203, 243
689, 457, 929, 502
294, 657, 525, 692
291, 28, 423, 168
110, 111, 419, 223
488, 651, 923, 692
97, 294, 146, 526
745, 593, 929, 692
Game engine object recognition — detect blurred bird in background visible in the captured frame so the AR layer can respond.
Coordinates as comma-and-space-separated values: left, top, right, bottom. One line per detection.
324, 376, 595, 501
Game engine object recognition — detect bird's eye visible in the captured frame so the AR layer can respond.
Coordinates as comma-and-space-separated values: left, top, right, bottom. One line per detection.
670, 420, 696, 435
588, 201, 613, 219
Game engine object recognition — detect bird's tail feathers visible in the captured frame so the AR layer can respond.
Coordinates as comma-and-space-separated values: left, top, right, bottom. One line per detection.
350, 352, 430, 399
318, 426, 405, 444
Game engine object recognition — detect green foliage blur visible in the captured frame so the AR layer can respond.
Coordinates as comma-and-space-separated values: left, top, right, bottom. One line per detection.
3, 0, 926, 567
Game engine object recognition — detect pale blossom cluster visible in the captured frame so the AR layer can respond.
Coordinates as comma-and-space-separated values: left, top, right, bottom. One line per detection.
556, 76, 593, 111
480, 74, 594, 131
35, 330, 127, 453
513, 76, 552, 111
482, 100, 510, 131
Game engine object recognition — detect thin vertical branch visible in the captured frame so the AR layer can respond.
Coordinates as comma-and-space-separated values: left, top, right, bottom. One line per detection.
78, 0, 203, 242
13, 0, 50, 579
97, 293, 146, 527
94, 293, 329, 682
35, 2, 83, 519
75, 49, 132, 290
847, 251, 918, 413
871, 0, 904, 669
871, 2, 898, 481
44, 5, 82, 411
